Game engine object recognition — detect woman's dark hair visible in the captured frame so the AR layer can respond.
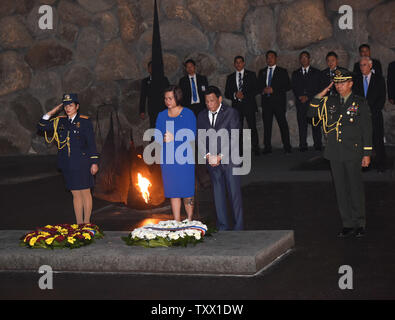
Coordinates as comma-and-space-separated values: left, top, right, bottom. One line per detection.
204, 86, 222, 98
266, 50, 277, 58
299, 51, 310, 59
164, 85, 183, 106
326, 51, 338, 60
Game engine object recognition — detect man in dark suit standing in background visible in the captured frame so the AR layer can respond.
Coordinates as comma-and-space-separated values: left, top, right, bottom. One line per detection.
197, 86, 244, 231
388, 61, 395, 105
179, 59, 209, 117
354, 57, 387, 172
321, 51, 343, 97
292, 51, 322, 151
225, 56, 260, 156
257, 50, 292, 154
353, 44, 382, 77
139, 61, 170, 128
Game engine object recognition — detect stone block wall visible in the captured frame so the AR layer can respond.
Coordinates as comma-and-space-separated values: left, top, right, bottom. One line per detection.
0, 0, 394, 155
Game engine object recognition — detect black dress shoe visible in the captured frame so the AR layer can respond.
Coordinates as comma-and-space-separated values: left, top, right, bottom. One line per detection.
337, 228, 355, 238
355, 227, 365, 238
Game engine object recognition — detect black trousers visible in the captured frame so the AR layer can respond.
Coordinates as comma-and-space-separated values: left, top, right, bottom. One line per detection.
236, 105, 259, 153
261, 100, 291, 151
330, 159, 366, 228
372, 110, 386, 169
296, 101, 322, 148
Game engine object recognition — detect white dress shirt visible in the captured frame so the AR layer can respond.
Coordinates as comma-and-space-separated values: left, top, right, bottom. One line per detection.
208, 104, 222, 128
302, 66, 310, 75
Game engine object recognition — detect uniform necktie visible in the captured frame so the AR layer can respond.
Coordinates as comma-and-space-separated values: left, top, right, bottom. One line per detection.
238, 72, 243, 91
363, 76, 369, 97
211, 112, 217, 127
191, 77, 198, 103
340, 97, 344, 105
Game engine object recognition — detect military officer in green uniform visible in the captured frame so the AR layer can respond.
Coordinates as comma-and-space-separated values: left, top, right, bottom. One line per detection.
309, 69, 372, 238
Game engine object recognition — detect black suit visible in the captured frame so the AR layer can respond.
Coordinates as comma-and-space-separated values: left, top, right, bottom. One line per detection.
354, 73, 387, 169
225, 69, 259, 152
388, 61, 395, 101
179, 74, 209, 117
291, 66, 323, 149
139, 75, 169, 128
353, 58, 383, 77
197, 104, 243, 230
257, 65, 291, 151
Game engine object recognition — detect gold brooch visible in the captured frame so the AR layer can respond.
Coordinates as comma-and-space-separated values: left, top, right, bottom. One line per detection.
76, 122, 80, 128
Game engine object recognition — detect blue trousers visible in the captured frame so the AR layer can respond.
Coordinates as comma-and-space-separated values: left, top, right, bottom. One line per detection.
208, 164, 244, 230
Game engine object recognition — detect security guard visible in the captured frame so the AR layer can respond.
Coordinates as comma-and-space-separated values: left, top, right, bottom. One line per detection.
37, 94, 99, 224
309, 69, 372, 238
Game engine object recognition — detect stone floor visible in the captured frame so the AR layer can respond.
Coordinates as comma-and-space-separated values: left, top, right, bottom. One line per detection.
0, 147, 395, 299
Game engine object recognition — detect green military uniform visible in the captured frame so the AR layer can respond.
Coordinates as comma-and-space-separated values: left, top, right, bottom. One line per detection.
309, 70, 372, 230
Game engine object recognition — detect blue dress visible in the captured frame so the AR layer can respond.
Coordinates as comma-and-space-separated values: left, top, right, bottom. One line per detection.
155, 107, 196, 198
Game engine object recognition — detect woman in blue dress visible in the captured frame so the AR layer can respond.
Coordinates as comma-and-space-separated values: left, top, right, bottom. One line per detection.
155, 85, 196, 221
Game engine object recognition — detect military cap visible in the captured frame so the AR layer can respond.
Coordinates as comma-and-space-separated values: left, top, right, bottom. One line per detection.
62, 93, 79, 106
333, 69, 353, 83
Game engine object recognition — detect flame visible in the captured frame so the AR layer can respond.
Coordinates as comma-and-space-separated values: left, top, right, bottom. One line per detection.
136, 173, 151, 203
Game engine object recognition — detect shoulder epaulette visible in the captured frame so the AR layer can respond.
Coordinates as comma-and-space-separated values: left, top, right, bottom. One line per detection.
79, 115, 89, 119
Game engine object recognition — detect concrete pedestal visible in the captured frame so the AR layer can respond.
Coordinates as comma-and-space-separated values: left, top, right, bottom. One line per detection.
0, 230, 294, 276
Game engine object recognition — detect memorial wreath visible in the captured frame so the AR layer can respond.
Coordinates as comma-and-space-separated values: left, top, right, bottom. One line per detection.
122, 220, 211, 248
20, 224, 104, 249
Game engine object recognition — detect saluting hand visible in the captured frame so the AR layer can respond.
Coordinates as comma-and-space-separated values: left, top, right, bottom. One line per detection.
362, 156, 370, 168
90, 164, 99, 175
316, 82, 334, 99
47, 103, 63, 117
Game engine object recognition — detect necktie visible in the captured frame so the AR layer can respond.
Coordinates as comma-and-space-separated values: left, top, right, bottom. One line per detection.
191, 77, 198, 103
267, 67, 273, 97
340, 97, 344, 105
363, 76, 369, 97
211, 112, 217, 127
238, 72, 243, 91
268, 67, 273, 87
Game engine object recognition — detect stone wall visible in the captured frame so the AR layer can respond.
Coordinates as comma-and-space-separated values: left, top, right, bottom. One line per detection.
0, 0, 394, 155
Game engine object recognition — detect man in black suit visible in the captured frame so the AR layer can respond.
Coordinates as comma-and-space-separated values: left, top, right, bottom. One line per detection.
178, 59, 209, 117
353, 44, 382, 77
197, 86, 244, 230
257, 50, 292, 154
321, 51, 344, 97
139, 61, 170, 128
354, 57, 387, 172
388, 61, 395, 105
291, 51, 323, 151
225, 56, 260, 156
